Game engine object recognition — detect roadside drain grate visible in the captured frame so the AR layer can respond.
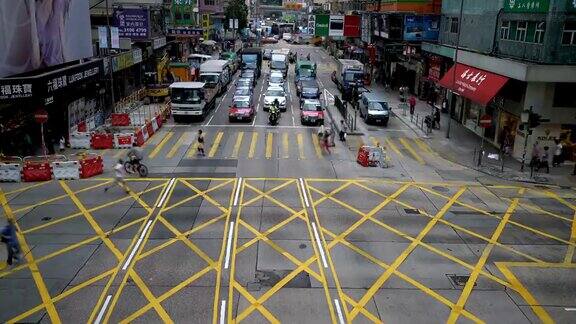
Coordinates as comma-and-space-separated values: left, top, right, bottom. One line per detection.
447, 274, 475, 288
41, 216, 52, 221
404, 209, 420, 214
255, 270, 311, 288
432, 186, 450, 193
299, 244, 307, 249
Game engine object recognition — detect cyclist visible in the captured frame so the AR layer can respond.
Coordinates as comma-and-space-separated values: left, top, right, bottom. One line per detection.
126, 147, 143, 173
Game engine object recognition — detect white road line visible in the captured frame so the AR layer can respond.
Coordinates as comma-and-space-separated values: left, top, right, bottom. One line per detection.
156, 178, 176, 208
94, 295, 112, 324
311, 222, 328, 268
220, 300, 227, 324
206, 114, 215, 125
233, 177, 242, 206
299, 178, 309, 207
252, 104, 259, 126
139, 220, 153, 240
334, 299, 345, 324
565, 308, 576, 311
224, 221, 235, 269
122, 238, 143, 270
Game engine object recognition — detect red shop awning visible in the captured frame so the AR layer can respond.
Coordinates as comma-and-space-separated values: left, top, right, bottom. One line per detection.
439, 63, 509, 106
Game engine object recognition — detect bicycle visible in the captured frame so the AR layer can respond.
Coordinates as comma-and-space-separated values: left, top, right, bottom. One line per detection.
124, 159, 149, 177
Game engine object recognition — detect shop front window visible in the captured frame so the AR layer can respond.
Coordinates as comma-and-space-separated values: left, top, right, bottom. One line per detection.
463, 101, 483, 136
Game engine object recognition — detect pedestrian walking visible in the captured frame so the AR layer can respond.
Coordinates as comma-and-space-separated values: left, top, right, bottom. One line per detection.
339, 120, 347, 142
104, 159, 130, 194
537, 146, 550, 173
197, 129, 205, 156
323, 128, 331, 154
553, 139, 563, 167
434, 108, 441, 129
408, 96, 416, 115
530, 141, 541, 169
59, 136, 65, 152
1, 219, 21, 266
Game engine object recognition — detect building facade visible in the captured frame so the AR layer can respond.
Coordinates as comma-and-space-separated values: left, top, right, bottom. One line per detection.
423, 0, 576, 161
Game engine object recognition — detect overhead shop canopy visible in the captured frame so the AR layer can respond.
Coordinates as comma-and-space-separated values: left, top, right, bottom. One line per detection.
439, 63, 509, 106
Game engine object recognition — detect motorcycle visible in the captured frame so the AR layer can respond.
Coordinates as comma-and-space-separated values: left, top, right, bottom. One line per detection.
269, 110, 279, 125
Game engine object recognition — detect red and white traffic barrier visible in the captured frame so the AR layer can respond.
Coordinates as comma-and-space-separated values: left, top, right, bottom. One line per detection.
114, 133, 135, 148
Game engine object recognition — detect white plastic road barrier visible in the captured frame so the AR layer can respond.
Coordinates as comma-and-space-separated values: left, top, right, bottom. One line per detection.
152, 117, 159, 131
87, 116, 96, 131
70, 132, 91, 149
141, 125, 149, 142
0, 163, 22, 182
51, 161, 80, 180
114, 133, 135, 148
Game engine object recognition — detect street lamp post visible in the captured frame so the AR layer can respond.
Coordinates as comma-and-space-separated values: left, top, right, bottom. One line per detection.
446, 0, 464, 139
105, 0, 116, 112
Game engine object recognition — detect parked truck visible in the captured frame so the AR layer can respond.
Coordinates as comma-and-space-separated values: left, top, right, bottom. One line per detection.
199, 60, 232, 96
170, 82, 218, 122
241, 47, 262, 78
271, 49, 289, 77
333, 59, 365, 99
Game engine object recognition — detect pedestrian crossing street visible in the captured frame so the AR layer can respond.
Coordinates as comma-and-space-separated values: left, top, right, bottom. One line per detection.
95, 128, 439, 164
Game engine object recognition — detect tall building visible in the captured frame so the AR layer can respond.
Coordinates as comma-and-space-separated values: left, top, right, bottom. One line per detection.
422, 0, 576, 160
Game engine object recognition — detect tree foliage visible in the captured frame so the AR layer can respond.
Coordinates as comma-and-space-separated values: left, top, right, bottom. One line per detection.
224, 0, 248, 30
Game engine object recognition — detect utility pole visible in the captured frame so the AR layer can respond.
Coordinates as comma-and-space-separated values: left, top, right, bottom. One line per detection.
446, 0, 464, 139
520, 106, 533, 172
105, 0, 116, 112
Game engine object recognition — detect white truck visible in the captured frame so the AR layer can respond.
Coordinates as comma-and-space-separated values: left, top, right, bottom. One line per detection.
169, 82, 218, 122
333, 59, 365, 99
199, 60, 232, 95
271, 49, 290, 77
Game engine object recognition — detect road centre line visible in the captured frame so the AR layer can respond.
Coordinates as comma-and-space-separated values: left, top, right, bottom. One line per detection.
123, 239, 143, 270
311, 222, 328, 268
156, 178, 176, 207
299, 178, 309, 207
224, 221, 235, 269
233, 178, 243, 206
334, 299, 345, 324
565, 308, 576, 311
220, 300, 227, 324
140, 220, 153, 240
94, 295, 112, 324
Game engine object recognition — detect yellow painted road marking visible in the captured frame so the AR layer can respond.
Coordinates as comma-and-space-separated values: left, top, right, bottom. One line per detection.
231, 131, 244, 158
356, 136, 364, 148
187, 141, 199, 158
248, 132, 258, 159
208, 131, 224, 158
312, 132, 323, 158
149, 131, 173, 158
399, 137, 425, 164
0, 190, 62, 323
413, 138, 434, 154
297, 133, 305, 159
167, 132, 187, 158
384, 138, 404, 158
266, 132, 273, 159
447, 188, 525, 323
566, 210, 576, 263
349, 187, 466, 320
282, 132, 289, 158
495, 262, 553, 323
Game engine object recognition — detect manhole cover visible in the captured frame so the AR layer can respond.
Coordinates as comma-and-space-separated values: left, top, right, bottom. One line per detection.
299, 244, 307, 249
404, 209, 420, 214
447, 274, 475, 287
432, 186, 449, 193
255, 270, 311, 288
41, 216, 52, 221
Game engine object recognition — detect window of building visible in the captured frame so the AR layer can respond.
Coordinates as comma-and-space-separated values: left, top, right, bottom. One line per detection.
450, 17, 459, 34
183, 13, 191, 20
500, 21, 510, 40
562, 21, 576, 45
204, 0, 215, 6
175, 11, 182, 20
444, 16, 450, 32
534, 22, 545, 43
553, 83, 576, 107
516, 21, 527, 41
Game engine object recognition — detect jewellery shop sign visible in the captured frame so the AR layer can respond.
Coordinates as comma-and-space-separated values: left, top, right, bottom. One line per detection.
0, 60, 104, 102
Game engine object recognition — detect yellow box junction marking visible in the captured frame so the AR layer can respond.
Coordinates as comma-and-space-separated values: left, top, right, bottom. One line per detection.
149, 131, 173, 158
208, 131, 224, 158
231, 131, 244, 158
248, 132, 258, 159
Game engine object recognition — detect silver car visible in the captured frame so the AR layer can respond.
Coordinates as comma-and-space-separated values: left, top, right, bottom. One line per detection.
268, 73, 285, 89
264, 86, 287, 112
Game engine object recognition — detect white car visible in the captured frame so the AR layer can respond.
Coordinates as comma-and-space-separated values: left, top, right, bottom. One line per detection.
282, 33, 292, 41
268, 73, 285, 89
264, 86, 287, 112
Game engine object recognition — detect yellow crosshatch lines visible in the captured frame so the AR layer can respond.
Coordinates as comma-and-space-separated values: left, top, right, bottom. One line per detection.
2, 179, 576, 322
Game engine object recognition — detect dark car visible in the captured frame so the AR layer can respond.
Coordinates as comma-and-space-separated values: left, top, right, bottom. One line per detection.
298, 80, 320, 99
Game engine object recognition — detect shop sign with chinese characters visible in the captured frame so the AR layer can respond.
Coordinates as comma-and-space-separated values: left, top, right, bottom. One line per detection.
439, 63, 509, 106
504, 0, 550, 13
0, 82, 34, 100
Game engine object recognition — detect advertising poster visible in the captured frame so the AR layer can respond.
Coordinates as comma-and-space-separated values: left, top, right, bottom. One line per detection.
329, 15, 344, 37
0, 0, 93, 78
111, 27, 120, 49
403, 15, 440, 41
343, 15, 361, 38
98, 26, 108, 48
504, 0, 550, 13
315, 14, 329, 37
113, 8, 150, 39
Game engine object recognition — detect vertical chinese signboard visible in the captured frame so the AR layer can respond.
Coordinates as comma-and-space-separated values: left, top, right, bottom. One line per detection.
315, 14, 329, 37
343, 15, 361, 38
114, 8, 150, 39
503, 0, 550, 13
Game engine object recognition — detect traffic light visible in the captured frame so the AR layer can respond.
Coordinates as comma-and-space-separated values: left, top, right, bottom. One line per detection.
528, 112, 550, 129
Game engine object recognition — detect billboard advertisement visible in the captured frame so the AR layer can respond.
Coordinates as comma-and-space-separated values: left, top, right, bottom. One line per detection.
0, 0, 93, 78
329, 15, 344, 37
113, 8, 150, 40
403, 15, 440, 41
343, 15, 361, 37
315, 14, 329, 37
504, 0, 550, 13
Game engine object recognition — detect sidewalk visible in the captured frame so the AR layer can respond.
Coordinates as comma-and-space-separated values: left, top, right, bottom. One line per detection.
367, 82, 576, 187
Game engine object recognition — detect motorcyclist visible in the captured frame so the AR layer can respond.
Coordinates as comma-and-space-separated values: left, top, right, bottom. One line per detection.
127, 147, 143, 170
269, 99, 280, 124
